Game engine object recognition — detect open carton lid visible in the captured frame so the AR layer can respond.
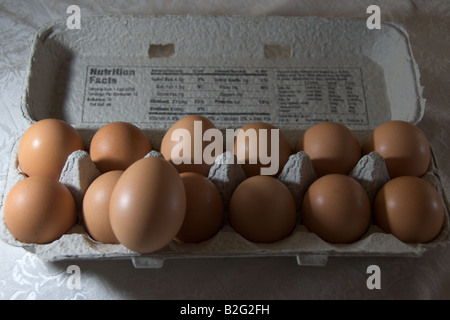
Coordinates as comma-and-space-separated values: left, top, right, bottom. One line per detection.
22, 15, 425, 133
4, 15, 446, 267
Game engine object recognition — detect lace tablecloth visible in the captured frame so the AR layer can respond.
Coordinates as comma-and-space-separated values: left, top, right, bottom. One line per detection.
1, 0, 449, 300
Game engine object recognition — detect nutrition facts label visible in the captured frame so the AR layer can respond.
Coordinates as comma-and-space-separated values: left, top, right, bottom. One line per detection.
82, 65, 368, 127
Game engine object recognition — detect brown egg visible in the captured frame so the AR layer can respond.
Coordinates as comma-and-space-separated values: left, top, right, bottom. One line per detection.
362, 120, 431, 178
160, 115, 218, 176
296, 122, 361, 177
4, 176, 77, 244
89, 122, 152, 173
109, 157, 186, 253
175, 172, 224, 243
17, 118, 85, 180
374, 176, 444, 243
302, 174, 371, 243
234, 122, 292, 177
82, 170, 123, 244
229, 175, 297, 243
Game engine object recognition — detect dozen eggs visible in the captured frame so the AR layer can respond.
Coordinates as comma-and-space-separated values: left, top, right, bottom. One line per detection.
3, 116, 446, 255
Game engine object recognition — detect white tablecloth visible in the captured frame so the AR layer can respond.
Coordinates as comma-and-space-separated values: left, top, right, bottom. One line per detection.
1, 0, 449, 300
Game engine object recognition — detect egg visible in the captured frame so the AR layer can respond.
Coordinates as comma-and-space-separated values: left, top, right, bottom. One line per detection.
175, 172, 224, 243
374, 176, 444, 243
3, 176, 77, 244
109, 157, 186, 253
17, 118, 85, 180
296, 122, 361, 177
234, 122, 292, 177
362, 120, 431, 178
229, 175, 297, 243
301, 174, 371, 243
160, 115, 218, 176
89, 121, 152, 173
82, 170, 123, 244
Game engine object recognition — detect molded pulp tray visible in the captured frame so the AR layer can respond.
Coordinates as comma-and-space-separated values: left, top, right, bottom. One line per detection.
1, 15, 449, 267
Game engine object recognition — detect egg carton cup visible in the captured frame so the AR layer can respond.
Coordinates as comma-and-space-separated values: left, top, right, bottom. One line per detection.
1, 15, 449, 267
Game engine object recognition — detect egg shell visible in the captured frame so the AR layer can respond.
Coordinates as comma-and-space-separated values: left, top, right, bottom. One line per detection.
175, 172, 224, 243
82, 170, 123, 244
297, 121, 361, 177
4, 176, 77, 244
160, 115, 218, 176
109, 157, 186, 253
17, 118, 85, 180
362, 120, 431, 178
89, 121, 152, 173
374, 176, 445, 243
229, 175, 297, 243
233, 122, 292, 177
301, 174, 372, 244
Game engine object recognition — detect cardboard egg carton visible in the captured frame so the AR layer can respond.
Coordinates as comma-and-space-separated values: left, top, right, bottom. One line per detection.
1, 15, 449, 267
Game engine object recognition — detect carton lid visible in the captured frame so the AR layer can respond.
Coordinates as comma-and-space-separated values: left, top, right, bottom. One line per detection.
22, 15, 425, 130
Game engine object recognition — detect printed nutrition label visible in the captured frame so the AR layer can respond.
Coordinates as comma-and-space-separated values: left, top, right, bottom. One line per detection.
82, 66, 368, 127
276, 68, 368, 125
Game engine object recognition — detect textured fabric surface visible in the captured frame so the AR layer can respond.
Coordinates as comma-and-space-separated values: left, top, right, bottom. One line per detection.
0, 0, 449, 300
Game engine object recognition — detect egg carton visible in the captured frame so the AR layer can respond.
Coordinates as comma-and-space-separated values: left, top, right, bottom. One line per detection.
2, 133, 449, 267
1, 15, 449, 267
